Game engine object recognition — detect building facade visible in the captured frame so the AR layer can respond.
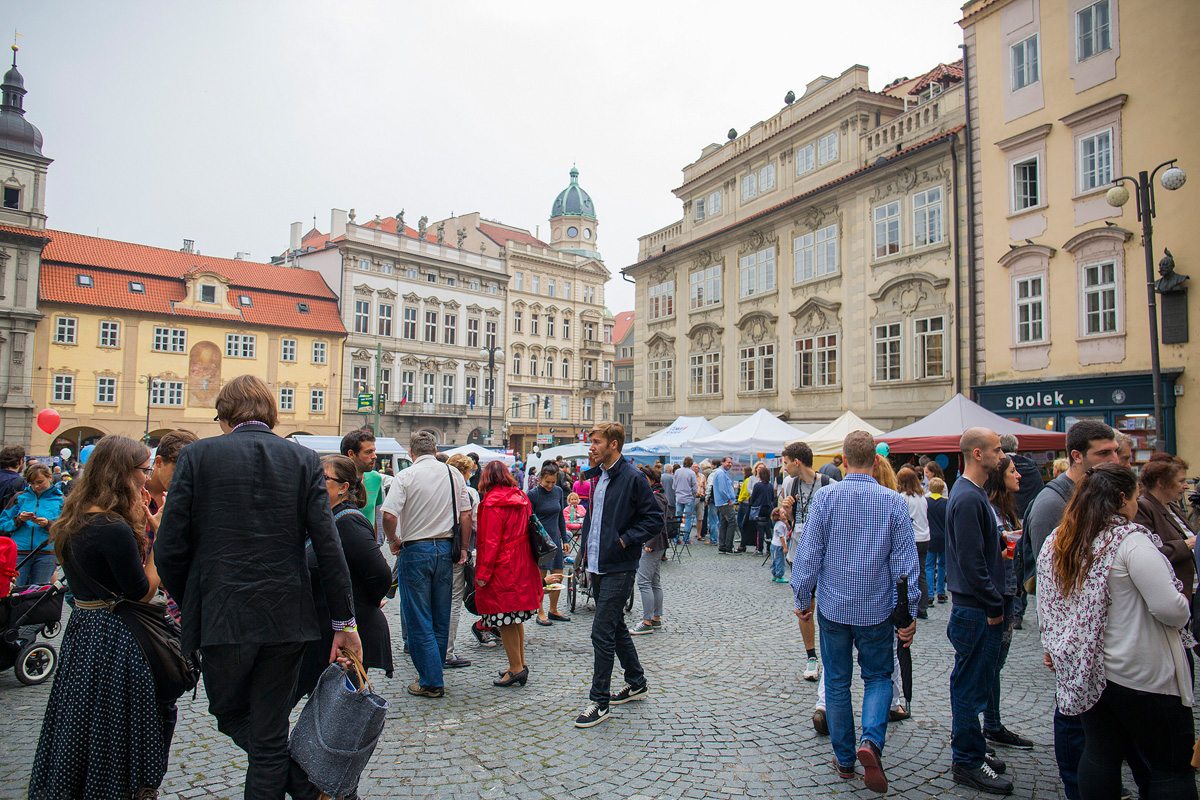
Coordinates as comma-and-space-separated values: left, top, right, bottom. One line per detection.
626, 63, 969, 436
961, 0, 1199, 460
278, 211, 509, 446
0, 49, 49, 448
33, 232, 345, 455
613, 311, 635, 432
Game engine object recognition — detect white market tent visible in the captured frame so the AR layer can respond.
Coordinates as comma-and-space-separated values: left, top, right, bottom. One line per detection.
526, 442, 591, 475
795, 411, 887, 456
625, 415, 721, 458
689, 408, 811, 457
442, 444, 515, 466
289, 435, 411, 460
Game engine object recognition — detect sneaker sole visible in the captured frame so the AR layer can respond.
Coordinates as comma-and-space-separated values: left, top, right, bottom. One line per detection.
574, 712, 610, 728
803, 672, 820, 681
952, 772, 1014, 794
610, 689, 648, 705
856, 744, 888, 794
629, 628, 654, 635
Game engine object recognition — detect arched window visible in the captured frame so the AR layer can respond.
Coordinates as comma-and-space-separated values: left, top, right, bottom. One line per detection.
530, 354, 537, 376
512, 353, 521, 375
562, 358, 570, 379
602, 402, 611, 420
545, 356, 553, 377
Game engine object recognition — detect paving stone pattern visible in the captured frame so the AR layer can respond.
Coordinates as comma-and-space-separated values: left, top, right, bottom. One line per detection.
0, 541, 1191, 798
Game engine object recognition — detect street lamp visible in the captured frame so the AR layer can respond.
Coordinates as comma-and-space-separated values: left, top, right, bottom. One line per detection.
140, 374, 162, 444
480, 346, 504, 446
1107, 160, 1187, 452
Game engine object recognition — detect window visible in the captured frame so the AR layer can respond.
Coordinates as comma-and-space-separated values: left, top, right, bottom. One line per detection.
281, 338, 297, 362
96, 376, 116, 405
512, 394, 521, 418
913, 187, 943, 248
310, 389, 325, 413
583, 285, 595, 304
76, 274, 93, 287
874, 201, 901, 258
649, 280, 675, 319
401, 371, 415, 402
466, 317, 480, 348
466, 376, 477, 406
53, 375, 74, 402
99, 320, 121, 348
1077, 0, 1111, 61
153, 326, 187, 353
740, 164, 775, 202
1079, 129, 1113, 193
564, 282, 571, 300
817, 132, 838, 165
403, 307, 418, 340
199, 284, 217, 304
914, 316, 946, 379
1011, 34, 1040, 91
1012, 157, 1042, 211
584, 360, 594, 380
545, 356, 553, 377
583, 397, 594, 421
604, 326, 613, 344
297, 303, 310, 314
443, 314, 456, 345
560, 397, 569, 419
225, 334, 256, 358
426, 272, 437, 284
1084, 261, 1118, 334
354, 300, 371, 334
544, 396, 552, 420
513, 310, 523, 334
529, 396, 539, 417
151, 380, 184, 407
406, 267, 418, 280
530, 354, 537, 376
531, 275, 540, 294
2, 186, 18, 209
562, 317, 570, 340
562, 358, 570, 379
649, 358, 674, 398
55, 316, 77, 344
237, 294, 250, 306
738, 344, 775, 392
531, 313, 539, 336
422, 373, 436, 403
512, 353, 521, 376
793, 224, 839, 282
377, 304, 393, 337
445, 276, 456, 287
583, 322, 596, 342
603, 361, 612, 381
485, 321, 497, 349
484, 376, 495, 407
379, 368, 391, 401
130, 282, 146, 294
689, 265, 721, 309
442, 374, 456, 405
352, 365, 369, 394
694, 189, 722, 221
795, 333, 839, 388
548, 279, 555, 297
1016, 276, 1045, 343
689, 353, 721, 396
358, 258, 371, 271
424, 311, 438, 343
546, 316, 555, 337
312, 341, 327, 364
739, 246, 776, 297
514, 272, 523, 291
279, 387, 295, 411
379, 262, 393, 275
874, 323, 902, 382
796, 143, 815, 175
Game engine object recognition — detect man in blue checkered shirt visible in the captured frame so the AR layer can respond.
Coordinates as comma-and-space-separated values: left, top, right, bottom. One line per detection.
791, 430, 920, 794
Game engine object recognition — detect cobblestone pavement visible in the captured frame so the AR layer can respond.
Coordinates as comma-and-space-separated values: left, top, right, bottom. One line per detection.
1, 541, 1193, 798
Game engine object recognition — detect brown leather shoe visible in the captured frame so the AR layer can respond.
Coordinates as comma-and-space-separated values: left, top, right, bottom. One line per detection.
856, 739, 888, 794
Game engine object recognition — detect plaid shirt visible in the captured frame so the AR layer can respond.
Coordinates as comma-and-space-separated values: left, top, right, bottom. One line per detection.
790, 473, 920, 626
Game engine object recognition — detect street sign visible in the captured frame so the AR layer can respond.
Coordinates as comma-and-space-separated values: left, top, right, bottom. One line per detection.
357, 392, 373, 413
536, 434, 553, 445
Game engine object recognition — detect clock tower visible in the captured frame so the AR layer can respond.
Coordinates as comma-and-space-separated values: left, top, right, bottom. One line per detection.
548, 166, 601, 260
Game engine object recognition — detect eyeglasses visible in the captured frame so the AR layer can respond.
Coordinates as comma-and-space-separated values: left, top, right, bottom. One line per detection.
137, 467, 153, 475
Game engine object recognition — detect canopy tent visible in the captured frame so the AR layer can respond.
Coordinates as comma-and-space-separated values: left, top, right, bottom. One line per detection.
795, 411, 887, 456
526, 442, 591, 476
877, 393, 1067, 453
625, 416, 721, 457
442, 445, 515, 466
689, 409, 811, 457
289, 435, 411, 460
707, 413, 753, 431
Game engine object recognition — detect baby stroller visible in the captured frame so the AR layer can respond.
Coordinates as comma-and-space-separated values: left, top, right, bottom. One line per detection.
1, 541, 65, 685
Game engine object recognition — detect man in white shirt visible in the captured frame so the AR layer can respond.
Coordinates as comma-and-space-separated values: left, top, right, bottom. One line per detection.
382, 432, 471, 698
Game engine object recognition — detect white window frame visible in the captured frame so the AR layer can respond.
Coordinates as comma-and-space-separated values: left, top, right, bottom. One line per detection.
689, 352, 721, 396
546, 316, 555, 338
441, 374, 456, 405
377, 303, 393, 337
96, 376, 117, 405
689, 265, 722, 309
738, 343, 775, 393
796, 143, 815, 175
1011, 34, 1040, 92
443, 313, 457, 345
53, 374, 74, 403
198, 283, 218, 304
401, 371, 415, 402
354, 300, 371, 334
874, 323, 902, 383
531, 275, 540, 294
793, 224, 839, 283
582, 397, 594, 421
513, 310, 523, 334
352, 365, 369, 395
421, 373, 436, 404
912, 187, 944, 248
817, 132, 838, 165
1014, 275, 1046, 344
310, 389, 325, 413
151, 380, 184, 407
1078, 127, 1114, 194
1082, 260, 1119, 335
914, 316, 946, 380
560, 396, 569, 419
1011, 155, 1043, 212
741, 172, 757, 201
402, 307, 418, 340
225, 333, 256, 359
649, 279, 675, 320
514, 272, 523, 291
873, 201, 901, 259
55, 316, 77, 344
466, 317, 480, 348
279, 387, 295, 411
485, 321, 497, 349
511, 393, 521, 418
739, 246, 776, 298
153, 326, 187, 353
281, 338, 297, 362
1076, 0, 1112, 62
424, 311, 438, 343
99, 320, 121, 348
312, 341, 327, 364
794, 333, 839, 389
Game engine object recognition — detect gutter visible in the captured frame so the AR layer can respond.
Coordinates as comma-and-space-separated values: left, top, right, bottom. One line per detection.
950, 131, 963, 396
959, 43, 979, 398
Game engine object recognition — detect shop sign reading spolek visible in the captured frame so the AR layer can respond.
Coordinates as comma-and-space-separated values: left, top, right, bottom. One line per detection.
1005, 391, 1067, 410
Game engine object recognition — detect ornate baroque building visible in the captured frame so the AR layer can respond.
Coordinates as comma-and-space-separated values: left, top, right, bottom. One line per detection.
626, 63, 971, 435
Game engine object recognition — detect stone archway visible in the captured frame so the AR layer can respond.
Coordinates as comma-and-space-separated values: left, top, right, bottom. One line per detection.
52, 426, 106, 458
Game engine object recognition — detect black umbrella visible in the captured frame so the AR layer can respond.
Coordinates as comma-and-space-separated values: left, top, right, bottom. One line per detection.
890, 575, 914, 709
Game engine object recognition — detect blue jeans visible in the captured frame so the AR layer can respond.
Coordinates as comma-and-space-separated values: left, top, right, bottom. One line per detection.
17, 551, 57, 587
947, 606, 1002, 767
770, 544, 785, 579
1055, 708, 1086, 800
397, 539, 453, 689
983, 596, 1016, 731
818, 610, 894, 768
705, 503, 718, 540
925, 550, 946, 596
589, 570, 644, 703
675, 500, 695, 541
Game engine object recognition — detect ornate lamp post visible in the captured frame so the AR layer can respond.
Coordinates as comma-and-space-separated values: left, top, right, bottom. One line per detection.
1106, 161, 1187, 452
480, 346, 504, 446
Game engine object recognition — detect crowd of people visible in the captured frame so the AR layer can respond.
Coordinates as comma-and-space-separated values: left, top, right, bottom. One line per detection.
3, 373, 1199, 798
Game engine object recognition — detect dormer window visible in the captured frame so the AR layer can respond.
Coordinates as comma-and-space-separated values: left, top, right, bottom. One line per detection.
199, 284, 217, 304
128, 281, 145, 293
297, 302, 310, 314
76, 275, 93, 287
239, 295, 252, 307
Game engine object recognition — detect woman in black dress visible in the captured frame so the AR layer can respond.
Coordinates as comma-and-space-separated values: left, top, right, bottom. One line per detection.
293, 455, 393, 703
29, 435, 170, 800
528, 462, 569, 626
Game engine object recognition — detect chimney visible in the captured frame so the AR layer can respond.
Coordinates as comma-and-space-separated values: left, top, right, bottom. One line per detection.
331, 208, 348, 238
289, 221, 302, 252
235, 251, 251, 261
181, 239, 194, 254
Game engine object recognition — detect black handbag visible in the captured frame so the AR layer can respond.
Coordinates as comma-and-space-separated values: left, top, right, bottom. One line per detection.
66, 544, 200, 701
527, 512, 558, 568
462, 561, 479, 616
447, 466, 463, 558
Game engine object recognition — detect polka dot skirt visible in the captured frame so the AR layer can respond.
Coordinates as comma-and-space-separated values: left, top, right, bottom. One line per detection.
28, 608, 167, 800
481, 609, 536, 628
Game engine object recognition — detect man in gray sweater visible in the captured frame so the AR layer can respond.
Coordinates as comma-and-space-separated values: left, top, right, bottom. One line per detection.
673, 457, 698, 543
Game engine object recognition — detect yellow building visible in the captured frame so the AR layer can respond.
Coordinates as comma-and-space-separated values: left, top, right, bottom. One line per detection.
32, 230, 346, 454
961, 0, 1200, 462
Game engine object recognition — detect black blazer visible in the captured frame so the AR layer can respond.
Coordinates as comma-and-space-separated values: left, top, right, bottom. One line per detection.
155, 425, 354, 654
578, 457, 662, 573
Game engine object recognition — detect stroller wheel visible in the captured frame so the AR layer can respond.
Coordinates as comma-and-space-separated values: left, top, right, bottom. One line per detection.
16, 641, 57, 685
41, 621, 61, 639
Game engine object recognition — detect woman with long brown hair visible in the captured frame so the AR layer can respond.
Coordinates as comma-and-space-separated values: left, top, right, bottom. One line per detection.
1038, 464, 1196, 798
1134, 452, 1197, 600
897, 467, 930, 618
474, 460, 542, 687
29, 435, 172, 800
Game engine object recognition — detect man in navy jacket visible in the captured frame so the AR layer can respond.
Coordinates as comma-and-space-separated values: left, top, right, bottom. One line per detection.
574, 422, 663, 728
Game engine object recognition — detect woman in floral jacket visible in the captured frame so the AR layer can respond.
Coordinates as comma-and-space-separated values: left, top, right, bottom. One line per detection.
1038, 464, 1196, 799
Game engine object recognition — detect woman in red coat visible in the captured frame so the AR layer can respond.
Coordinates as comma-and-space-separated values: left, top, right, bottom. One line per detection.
474, 461, 542, 687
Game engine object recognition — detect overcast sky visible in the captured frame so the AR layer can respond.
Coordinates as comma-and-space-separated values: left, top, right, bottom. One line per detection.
12, 0, 967, 313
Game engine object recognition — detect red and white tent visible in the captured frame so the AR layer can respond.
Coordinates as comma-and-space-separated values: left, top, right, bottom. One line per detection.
877, 394, 1066, 453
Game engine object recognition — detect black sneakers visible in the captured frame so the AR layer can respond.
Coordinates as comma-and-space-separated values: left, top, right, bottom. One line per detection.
610, 683, 648, 705
952, 762, 1014, 794
985, 726, 1034, 749
574, 701, 610, 728
984, 752, 1007, 774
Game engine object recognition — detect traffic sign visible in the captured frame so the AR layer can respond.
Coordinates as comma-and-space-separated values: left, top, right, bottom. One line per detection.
357, 392, 373, 413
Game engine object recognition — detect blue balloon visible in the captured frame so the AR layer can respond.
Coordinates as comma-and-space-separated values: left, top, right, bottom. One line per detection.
934, 453, 950, 469
875, 442, 890, 457
79, 444, 96, 465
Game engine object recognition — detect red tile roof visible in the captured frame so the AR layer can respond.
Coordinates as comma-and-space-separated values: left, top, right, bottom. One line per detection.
612, 311, 634, 344
478, 222, 547, 249
40, 230, 346, 335
910, 60, 964, 95
0, 223, 50, 244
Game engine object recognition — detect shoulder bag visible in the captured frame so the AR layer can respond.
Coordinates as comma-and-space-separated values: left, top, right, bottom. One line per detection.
447, 466, 463, 557
527, 508, 558, 567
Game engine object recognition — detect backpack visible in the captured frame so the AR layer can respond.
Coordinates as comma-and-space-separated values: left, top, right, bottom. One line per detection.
1018, 477, 1072, 594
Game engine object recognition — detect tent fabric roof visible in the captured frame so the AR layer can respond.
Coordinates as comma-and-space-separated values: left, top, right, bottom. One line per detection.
690, 409, 811, 456
796, 411, 886, 456
707, 414, 752, 431
290, 435, 411, 459
625, 415, 721, 456
877, 394, 1066, 453
442, 445, 514, 466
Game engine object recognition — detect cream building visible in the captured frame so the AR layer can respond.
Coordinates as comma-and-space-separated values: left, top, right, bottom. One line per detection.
627, 63, 970, 435
961, 0, 1200, 461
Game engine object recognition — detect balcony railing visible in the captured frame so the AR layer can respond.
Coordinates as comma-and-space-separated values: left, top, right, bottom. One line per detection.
581, 379, 614, 392
580, 338, 606, 354
390, 402, 468, 417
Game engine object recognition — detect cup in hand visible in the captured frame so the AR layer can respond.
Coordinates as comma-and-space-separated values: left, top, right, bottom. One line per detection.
1003, 530, 1022, 559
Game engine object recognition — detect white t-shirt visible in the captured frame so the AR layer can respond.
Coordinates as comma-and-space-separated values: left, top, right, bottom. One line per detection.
772, 520, 788, 548
905, 493, 930, 543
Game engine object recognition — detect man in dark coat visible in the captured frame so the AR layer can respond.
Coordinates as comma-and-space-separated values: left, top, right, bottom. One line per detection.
998, 434, 1043, 520
156, 375, 360, 800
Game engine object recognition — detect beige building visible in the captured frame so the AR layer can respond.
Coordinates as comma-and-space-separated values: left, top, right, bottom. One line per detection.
627, 63, 970, 435
961, 0, 1200, 461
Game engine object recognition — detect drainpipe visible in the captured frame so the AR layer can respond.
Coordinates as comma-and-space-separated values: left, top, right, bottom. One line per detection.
959, 43, 980, 398
950, 132, 963, 396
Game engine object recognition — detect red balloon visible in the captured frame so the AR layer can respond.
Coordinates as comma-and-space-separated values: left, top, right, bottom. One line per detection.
36, 408, 60, 435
